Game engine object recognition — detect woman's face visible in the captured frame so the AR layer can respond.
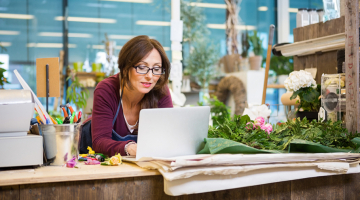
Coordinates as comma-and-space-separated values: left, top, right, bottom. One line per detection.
129, 48, 162, 94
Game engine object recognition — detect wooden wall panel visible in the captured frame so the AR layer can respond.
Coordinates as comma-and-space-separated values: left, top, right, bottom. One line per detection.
291, 174, 346, 200
0, 185, 20, 200
292, 16, 345, 83
344, 173, 360, 200
6, 173, 360, 200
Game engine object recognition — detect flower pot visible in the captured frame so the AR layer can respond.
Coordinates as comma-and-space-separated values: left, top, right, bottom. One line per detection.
249, 55, 263, 70
92, 63, 102, 72
73, 62, 83, 72
296, 111, 318, 121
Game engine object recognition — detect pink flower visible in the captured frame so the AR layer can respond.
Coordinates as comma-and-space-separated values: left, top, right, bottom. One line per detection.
85, 159, 100, 165
66, 156, 77, 168
254, 117, 265, 127
261, 123, 273, 134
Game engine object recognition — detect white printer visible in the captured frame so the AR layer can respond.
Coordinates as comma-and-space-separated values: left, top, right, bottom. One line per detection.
0, 90, 43, 167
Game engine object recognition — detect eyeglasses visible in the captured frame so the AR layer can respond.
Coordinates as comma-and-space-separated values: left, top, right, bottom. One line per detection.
133, 65, 165, 75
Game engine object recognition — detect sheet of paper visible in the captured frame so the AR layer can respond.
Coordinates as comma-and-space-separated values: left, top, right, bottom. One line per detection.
36, 57, 60, 97
172, 51, 183, 61
170, 20, 183, 42
305, 68, 317, 79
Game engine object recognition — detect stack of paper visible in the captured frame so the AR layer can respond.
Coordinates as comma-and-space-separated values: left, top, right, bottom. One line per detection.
123, 153, 360, 196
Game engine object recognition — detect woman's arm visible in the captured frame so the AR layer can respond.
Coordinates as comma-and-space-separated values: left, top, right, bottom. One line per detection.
91, 86, 132, 156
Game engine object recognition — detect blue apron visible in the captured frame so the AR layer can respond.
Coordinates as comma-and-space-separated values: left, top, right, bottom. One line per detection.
111, 99, 138, 142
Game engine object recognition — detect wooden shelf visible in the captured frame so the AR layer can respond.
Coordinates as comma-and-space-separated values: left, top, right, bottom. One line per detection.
267, 84, 285, 89
274, 33, 345, 57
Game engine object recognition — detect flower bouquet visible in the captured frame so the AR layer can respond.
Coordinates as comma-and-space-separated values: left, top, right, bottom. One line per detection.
284, 70, 320, 114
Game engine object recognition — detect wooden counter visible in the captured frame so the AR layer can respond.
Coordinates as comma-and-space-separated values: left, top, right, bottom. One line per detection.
1, 162, 360, 199
0, 162, 159, 187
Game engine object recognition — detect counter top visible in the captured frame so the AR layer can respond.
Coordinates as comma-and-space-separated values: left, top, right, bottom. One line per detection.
0, 162, 159, 186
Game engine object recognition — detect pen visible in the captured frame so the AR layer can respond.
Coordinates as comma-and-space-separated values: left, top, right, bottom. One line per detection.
56, 118, 63, 124
36, 115, 44, 124
63, 116, 70, 124
60, 105, 69, 118
45, 116, 50, 124
50, 116, 57, 124
77, 111, 82, 123
70, 112, 76, 124
42, 114, 50, 124
66, 103, 78, 122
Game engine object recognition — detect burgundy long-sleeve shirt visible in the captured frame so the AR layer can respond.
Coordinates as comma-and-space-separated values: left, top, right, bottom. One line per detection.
91, 73, 173, 156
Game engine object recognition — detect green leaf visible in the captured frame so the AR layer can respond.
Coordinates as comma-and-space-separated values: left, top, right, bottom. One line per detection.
302, 88, 319, 102
240, 115, 250, 125
290, 90, 301, 100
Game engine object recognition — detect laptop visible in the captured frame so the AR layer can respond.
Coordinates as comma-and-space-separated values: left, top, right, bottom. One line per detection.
136, 106, 210, 160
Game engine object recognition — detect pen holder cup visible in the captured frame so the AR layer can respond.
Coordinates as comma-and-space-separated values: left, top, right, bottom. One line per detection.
40, 124, 79, 166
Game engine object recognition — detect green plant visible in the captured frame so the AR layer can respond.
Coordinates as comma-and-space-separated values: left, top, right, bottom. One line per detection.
248, 30, 264, 56
66, 76, 89, 110
269, 56, 294, 76
0, 62, 10, 89
241, 30, 250, 58
208, 115, 360, 151
181, 0, 210, 51
209, 96, 231, 128
185, 38, 220, 89
291, 84, 321, 112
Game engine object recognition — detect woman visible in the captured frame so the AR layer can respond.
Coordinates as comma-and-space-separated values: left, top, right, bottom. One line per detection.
91, 35, 173, 156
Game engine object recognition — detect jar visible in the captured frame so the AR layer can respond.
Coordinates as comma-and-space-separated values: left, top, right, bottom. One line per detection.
317, 9, 324, 22
308, 8, 319, 24
296, 8, 309, 28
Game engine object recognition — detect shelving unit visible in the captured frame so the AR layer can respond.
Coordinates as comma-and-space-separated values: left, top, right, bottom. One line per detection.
274, 0, 359, 133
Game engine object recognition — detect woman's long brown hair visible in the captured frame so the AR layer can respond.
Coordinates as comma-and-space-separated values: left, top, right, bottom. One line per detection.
117, 35, 171, 109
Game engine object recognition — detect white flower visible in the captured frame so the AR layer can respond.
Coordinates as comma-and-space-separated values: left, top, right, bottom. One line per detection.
284, 70, 316, 92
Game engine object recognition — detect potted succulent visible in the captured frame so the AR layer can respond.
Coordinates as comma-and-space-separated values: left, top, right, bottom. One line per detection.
248, 30, 264, 70
0, 62, 10, 89
284, 70, 320, 121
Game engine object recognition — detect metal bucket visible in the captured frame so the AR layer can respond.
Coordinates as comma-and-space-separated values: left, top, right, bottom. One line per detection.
40, 124, 79, 166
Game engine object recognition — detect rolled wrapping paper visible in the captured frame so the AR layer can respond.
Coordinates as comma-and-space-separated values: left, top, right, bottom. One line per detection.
281, 92, 300, 106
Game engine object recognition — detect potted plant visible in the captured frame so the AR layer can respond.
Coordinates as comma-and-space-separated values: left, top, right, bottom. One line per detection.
269, 56, 294, 84
185, 38, 219, 103
0, 62, 10, 89
240, 30, 250, 71
284, 70, 320, 121
66, 71, 89, 111
248, 30, 264, 70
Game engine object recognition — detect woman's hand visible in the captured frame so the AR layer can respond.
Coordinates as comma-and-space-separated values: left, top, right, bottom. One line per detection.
126, 143, 137, 156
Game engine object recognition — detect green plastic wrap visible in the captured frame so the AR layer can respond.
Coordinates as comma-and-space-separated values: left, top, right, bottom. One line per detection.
197, 137, 360, 154
197, 138, 283, 154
